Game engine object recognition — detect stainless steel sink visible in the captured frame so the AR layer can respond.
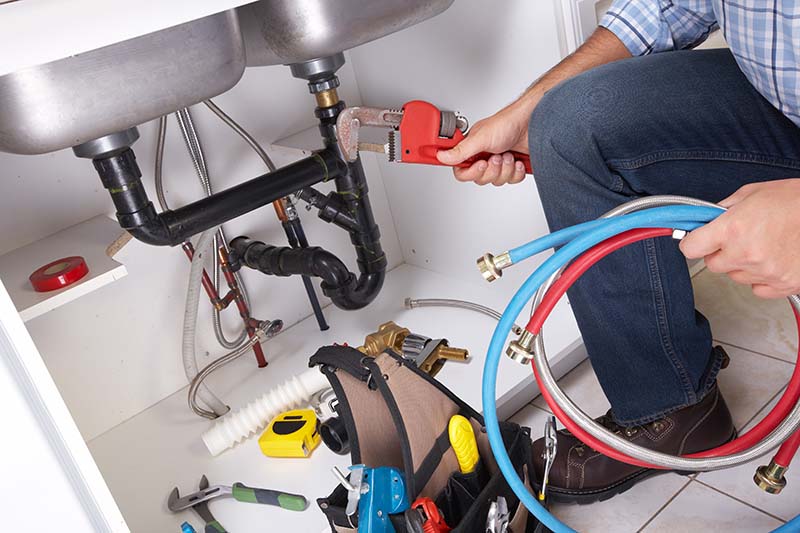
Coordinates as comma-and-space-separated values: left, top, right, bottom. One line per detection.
0, 11, 245, 155
238, 0, 455, 66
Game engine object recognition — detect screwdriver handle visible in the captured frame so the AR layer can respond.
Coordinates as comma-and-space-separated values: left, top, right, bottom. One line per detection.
232, 483, 309, 512
463, 151, 532, 174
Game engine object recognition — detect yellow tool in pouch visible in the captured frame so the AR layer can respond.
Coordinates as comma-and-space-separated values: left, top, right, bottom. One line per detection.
448, 414, 480, 474
259, 409, 321, 458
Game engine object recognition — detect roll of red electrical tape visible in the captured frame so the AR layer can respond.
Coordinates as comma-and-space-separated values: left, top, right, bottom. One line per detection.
29, 256, 89, 292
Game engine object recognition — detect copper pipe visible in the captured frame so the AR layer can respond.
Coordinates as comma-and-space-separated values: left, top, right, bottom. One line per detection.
219, 247, 267, 368
273, 197, 289, 222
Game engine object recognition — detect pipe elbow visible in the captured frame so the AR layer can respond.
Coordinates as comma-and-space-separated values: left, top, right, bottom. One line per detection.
324, 270, 385, 310
125, 219, 175, 246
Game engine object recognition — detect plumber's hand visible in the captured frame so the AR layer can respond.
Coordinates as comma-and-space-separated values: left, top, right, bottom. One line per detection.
436, 102, 531, 186
680, 179, 800, 299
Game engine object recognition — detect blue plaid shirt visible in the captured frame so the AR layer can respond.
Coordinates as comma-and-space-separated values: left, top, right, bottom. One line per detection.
600, 1, 800, 126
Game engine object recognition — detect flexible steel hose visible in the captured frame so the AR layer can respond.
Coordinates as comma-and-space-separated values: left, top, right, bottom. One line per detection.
203, 99, 277, 173
404, 297, 523, 335
174, 108, 251, 350
188, 319, 283, 419
183, 227, 230, 418
529, 196, 800, 470
155, 109, 251, 350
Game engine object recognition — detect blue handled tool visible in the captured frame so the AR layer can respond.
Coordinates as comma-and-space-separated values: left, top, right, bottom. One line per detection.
333, 465, 410, 533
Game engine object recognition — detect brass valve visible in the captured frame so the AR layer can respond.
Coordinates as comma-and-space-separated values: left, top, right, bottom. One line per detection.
357, 321, 468, 377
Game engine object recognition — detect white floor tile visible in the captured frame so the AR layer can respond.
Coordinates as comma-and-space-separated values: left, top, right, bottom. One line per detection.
693, 269, 797, 363
642, 481, 783, 532
716, 343, 794, 429
697, 392, 800, 522
552, 474, 689, 532
532, 359, 611, 418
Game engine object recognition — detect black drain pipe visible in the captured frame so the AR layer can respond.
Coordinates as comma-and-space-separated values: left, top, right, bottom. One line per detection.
88, 146, 346, 247
230, 68, 387, 311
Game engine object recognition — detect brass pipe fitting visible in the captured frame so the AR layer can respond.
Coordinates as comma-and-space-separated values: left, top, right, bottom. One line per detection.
507, 330, 536, 365
754, 460, 788, 494
419, 345, 469, 376
315, 88, 340, 109
358, 321, 410, 357
477, 251, 512, 282
357, 321, 469, 377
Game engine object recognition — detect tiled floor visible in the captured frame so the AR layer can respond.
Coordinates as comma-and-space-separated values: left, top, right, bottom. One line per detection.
509, 267, 798, 532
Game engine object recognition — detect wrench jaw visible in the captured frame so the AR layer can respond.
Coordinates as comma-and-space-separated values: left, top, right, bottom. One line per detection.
167, 486, 182, 513
168, 476, 228, 532
335, 106, 403, 162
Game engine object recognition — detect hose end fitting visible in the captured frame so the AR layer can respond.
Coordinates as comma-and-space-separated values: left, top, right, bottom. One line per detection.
506, 330, 536, 365
754, 461, 787, 494
477, 251, 511, 283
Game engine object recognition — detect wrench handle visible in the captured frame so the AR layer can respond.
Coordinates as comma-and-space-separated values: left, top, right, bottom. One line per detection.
204, 520, 227, 533
232, 483, 308, 511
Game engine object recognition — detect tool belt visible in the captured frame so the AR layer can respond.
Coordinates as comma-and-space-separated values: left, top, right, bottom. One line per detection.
310, 345, 550, 533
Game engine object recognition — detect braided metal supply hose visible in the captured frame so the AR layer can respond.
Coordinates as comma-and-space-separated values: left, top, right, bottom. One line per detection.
530, 196, 800, 471
188, 319, 283, 419
155, 109, 251, 350
404, 297, 523, 335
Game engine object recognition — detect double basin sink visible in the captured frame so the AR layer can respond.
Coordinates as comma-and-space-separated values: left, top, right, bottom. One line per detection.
0, 0, 454, 155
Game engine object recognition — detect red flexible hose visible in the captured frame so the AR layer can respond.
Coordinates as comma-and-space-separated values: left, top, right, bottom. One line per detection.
775, 429, 800, 467
526, 228, 800, 469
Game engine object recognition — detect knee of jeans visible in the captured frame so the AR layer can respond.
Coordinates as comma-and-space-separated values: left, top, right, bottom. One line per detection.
529, 68, 620, 172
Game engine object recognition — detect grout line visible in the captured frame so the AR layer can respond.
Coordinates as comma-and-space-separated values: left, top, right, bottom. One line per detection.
694, 479, 787, 524
636, 477, 693, 532
713, 340, 795, 365
736, 386, 787, 433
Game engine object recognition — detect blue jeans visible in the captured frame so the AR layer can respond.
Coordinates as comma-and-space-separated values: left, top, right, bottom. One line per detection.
529, 49, 800, 426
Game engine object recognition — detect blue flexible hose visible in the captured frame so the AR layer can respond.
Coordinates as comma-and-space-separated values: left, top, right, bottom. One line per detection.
482, 205, 729, 533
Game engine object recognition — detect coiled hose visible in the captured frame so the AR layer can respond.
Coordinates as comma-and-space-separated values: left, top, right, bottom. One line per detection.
481, 198, 800, 533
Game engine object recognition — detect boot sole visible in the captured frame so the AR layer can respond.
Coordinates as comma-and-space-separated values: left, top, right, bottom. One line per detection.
537, 429, 738, 505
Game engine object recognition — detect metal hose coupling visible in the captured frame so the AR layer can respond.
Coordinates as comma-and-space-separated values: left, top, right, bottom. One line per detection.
477, 251, 512, 282
754, 460, 788, 494
507, 330, 536, 365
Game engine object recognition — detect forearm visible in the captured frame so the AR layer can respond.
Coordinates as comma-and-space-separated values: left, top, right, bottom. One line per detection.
513, 27, 632, 114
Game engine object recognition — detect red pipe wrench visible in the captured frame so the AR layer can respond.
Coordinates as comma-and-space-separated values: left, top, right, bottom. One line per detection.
336, 100, 532, 174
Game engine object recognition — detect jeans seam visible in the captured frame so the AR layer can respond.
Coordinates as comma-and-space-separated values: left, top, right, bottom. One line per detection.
645, 238, 696, 405
608, 149, 800, 170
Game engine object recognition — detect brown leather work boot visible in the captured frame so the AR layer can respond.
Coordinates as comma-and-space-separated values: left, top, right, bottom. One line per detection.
531, 383, 736, 504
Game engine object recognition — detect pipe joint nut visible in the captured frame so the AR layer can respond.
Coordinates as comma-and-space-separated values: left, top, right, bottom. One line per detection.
477, 252, 512, 283
506, 330, 536, 365
754, 461, 787, 494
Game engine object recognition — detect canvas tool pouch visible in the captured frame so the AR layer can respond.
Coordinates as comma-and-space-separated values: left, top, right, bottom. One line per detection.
310, 344, 551, 533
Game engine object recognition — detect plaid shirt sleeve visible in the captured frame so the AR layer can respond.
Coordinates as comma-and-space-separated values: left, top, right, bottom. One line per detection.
600, 0, 718, 56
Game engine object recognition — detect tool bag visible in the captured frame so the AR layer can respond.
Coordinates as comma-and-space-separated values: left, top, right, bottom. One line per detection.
310, 344, 550, 533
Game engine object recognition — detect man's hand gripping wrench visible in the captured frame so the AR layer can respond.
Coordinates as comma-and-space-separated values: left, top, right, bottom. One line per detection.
336, 100, 531, 173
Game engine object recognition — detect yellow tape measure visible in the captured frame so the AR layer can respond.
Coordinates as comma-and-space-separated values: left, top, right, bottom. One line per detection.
259, 409, 321, 458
